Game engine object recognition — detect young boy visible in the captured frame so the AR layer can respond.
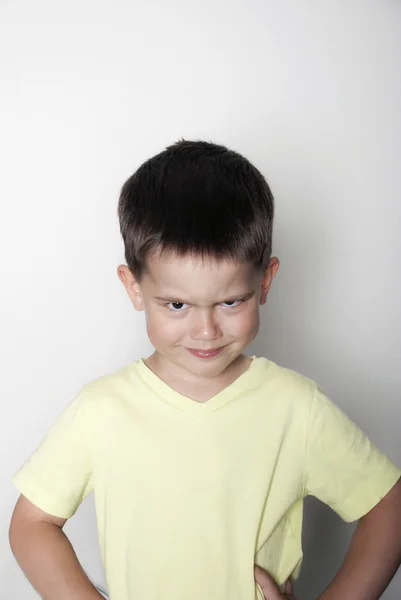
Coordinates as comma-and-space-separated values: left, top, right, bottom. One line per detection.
10, 140, 401, 600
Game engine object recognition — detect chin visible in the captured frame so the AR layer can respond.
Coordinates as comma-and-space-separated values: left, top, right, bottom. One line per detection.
184, 350, 241, 370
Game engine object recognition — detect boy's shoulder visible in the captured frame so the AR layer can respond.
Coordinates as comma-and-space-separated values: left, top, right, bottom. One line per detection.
87, 360, 140, 389
257, 356, 316, 393
76, 359, 143, 411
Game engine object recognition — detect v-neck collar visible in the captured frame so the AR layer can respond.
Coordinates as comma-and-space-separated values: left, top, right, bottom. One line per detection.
136, 356, 268, 416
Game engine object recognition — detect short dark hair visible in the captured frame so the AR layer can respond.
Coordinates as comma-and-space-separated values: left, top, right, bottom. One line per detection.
118, 140, 274, 280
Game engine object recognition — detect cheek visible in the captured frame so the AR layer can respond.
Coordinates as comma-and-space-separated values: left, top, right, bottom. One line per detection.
145, 308, 184, 345
226, 305, 260, 337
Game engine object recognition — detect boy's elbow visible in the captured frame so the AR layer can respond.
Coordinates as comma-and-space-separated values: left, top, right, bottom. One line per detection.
9, 503, 27, 559
9, 497, 30, 557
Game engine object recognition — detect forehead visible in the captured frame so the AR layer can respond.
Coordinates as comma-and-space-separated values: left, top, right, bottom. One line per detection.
143, 252, 258, 299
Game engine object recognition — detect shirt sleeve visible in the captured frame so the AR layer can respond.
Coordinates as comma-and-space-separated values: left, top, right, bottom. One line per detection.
12, 391, 93, 519
303, 384, 401, 522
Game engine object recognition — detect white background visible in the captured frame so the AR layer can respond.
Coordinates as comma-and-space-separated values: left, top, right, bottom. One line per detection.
1, 1, 400, 598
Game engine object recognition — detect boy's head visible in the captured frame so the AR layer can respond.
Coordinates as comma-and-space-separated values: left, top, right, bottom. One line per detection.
117, 140, 279, 379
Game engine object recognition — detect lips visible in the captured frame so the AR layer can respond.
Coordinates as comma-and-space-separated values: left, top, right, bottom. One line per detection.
187, 347, 224, 359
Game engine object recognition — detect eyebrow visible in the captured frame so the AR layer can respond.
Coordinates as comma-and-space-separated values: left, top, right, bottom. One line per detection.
154, 291, 255, 305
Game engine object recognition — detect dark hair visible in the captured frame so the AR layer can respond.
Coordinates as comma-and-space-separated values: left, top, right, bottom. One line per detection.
118, 140, 274, 280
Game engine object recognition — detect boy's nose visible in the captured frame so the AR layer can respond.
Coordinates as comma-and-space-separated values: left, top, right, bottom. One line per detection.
190, 309, 222, 341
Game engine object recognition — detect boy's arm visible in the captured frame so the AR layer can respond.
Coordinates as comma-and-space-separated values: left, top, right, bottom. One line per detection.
255, 477, 401, 600
9, 494, 104, 600
317, 476, 401, 600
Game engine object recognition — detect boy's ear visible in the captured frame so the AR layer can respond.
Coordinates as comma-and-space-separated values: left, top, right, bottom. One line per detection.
117, 265, 145, 311
259, 257, 279, 305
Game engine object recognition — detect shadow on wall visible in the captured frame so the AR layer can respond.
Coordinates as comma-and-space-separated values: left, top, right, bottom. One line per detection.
295, 497, 354, 598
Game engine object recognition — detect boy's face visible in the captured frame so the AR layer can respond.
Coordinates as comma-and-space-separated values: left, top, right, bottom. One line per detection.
118, 252, 279, 381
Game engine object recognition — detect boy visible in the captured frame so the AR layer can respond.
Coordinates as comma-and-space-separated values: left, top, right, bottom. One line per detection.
10, 140, 401, 600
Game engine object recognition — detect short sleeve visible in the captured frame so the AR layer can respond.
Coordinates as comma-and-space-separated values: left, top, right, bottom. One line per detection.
304, 385, 401, 522
13, 391, 93, 519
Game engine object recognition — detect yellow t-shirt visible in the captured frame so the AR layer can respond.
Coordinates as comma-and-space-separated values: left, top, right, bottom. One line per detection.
13, 357, 400, 600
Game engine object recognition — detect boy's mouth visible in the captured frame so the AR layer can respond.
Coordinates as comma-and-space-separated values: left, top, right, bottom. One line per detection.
186, 346, 225, 359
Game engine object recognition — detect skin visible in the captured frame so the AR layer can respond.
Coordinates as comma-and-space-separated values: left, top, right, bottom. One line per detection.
9, 495, 103, 600
117, 251, 280, 402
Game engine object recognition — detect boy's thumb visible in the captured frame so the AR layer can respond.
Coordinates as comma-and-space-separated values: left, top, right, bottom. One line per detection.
254, 565, 283, 599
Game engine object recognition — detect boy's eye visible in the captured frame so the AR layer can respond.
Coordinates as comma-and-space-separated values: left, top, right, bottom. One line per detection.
221, 299, 242, 308
167, 302, 189, 311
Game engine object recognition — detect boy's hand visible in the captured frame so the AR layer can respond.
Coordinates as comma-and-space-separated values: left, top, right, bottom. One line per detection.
254, 565, 297, 599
